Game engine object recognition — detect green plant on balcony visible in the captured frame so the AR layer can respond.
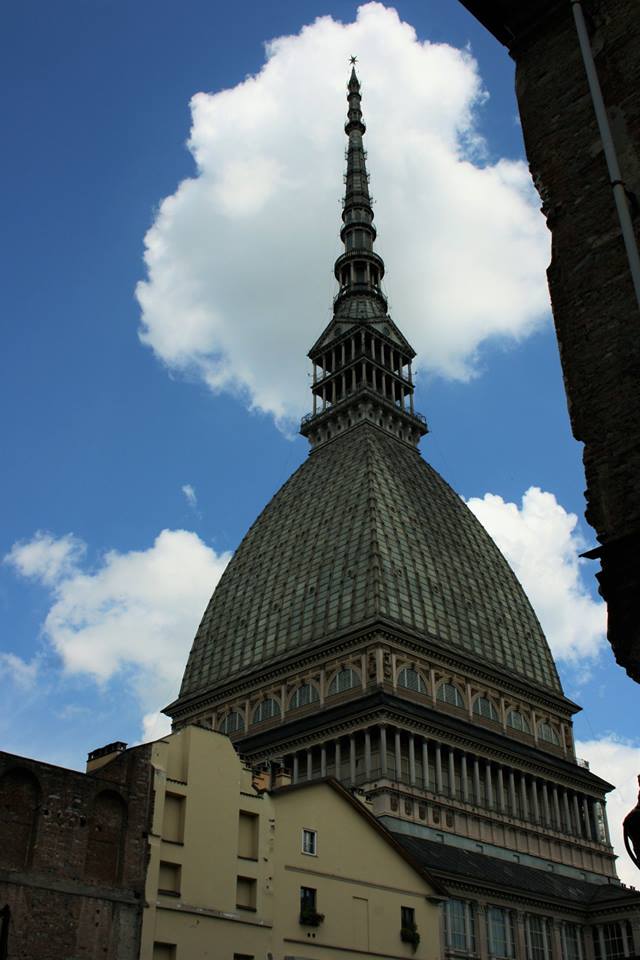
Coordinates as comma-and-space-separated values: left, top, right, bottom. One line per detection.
401, 922, 421, 950
299, 908, 325, 926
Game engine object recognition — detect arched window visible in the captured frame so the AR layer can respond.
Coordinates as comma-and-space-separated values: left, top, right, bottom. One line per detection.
397, 667, 427, 694
473, 696, 500, 722
328, 668, 359, 696
252, 698, 281, 725
507, 710, 531, 734
437, 682, 465, 708
85, 790, 127, 885
0, 768, 39, 870
290, 683, 320, 710
220, 710, 244, 735
537, 721, 560, 746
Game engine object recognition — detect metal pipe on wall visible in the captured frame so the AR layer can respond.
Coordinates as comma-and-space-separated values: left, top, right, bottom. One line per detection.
571, 0, 640, 310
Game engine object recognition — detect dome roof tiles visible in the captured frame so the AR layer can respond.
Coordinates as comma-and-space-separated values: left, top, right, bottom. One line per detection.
178, 425, 561, 702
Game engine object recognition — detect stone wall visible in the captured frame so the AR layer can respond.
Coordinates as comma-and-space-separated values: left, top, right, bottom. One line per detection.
459, 0, 640, 681
0, 746, 152, 960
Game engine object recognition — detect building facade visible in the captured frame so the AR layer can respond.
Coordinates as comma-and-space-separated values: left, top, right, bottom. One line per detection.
0, 743, 151, 960
165, 66, 640, 958
140, 723, 446, 960
457, 0, 640, 683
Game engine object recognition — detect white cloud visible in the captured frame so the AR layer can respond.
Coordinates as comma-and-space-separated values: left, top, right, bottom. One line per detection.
0, 653, 39, 690
136, 2, 550, 428
5, 530, 230, 738
466, 487, 606, 663
5, 531, 84, 586
182, 483, 197, 508
141, 710, 172, 742
577, 736, 640, 888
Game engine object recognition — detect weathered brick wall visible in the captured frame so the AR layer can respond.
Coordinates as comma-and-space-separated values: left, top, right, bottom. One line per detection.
459, 0, 640, 679
511, 0, 640, 679
0, 746, 152, 960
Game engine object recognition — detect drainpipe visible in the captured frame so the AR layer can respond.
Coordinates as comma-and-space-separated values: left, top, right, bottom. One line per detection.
571, 0, 640, 310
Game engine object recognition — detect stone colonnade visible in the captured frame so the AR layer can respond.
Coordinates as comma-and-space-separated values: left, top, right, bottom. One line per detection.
285, 724, 609, 846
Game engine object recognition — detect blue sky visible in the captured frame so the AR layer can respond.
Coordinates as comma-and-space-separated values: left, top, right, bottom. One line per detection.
2, 0, 639, 882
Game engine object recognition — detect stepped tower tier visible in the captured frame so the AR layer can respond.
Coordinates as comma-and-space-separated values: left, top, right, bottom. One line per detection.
166, 68, 622, 893
300, 65, 428, 451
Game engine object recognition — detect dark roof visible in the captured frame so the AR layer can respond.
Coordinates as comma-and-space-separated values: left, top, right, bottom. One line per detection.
270, 776, 448, 896
174, 424, 561, 707
394, 834, 640, 908
457, 0, 564, 49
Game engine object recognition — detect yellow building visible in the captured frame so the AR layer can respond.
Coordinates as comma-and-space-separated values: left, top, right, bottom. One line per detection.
139, 724, 447, 960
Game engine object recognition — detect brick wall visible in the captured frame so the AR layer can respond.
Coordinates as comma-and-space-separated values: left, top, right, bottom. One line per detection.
459, 0, 640, 681
0, 746, 152, 960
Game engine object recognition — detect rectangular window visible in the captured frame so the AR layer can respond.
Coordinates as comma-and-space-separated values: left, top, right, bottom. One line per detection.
302, 828, 317, 856
300, 886, 317, 913
487, 906, 515, 959
238, 811, 259, 860
158, 861, 181, 896
562, 924, 584, 960
445, 899, 475, 953
402, 905, 416, 930
236, 876, 257, 911
526, 915, 552, 960
595, 922, 629, 960
153, 945, 176, 960
162, 793, 185, 844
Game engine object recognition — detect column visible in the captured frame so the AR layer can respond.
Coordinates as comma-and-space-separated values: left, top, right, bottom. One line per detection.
293, 754, 300, 784
476, 904, 489, 960
350, 735, 357, 784
380, 726, 388, 777
497, 767, 506, 812
515, 911, 527, 960
409, 735, 416, 786
602, 801, 612, 845
422, 740, 430, 791
364, 729, 372, 779
532, 778, 541, 824
395, 730, 402, 781
436, 744, 443, 794
509, 770, 517, 816
620, 922, 630, 958
582, 797, 592, 840
521, 775, 530, 821
307, 749, 313, 780
542, 782, 551, 826
553, 787, 562, 830
320, 745, 327, 777
473, 757, 481, 806
551, 919, 564, 960
563, 792, 572, 835
449, 749, 456, 798
335, 740, 342, 780
486, 762, 494, 809
591, 800, 605, 843
461, 753, 469, 803
573, 794, 583, 837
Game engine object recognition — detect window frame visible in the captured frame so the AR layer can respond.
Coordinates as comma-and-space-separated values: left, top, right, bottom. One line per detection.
397, 666, 427, 694
437, 682, 465, 709
302, 828, 317, 856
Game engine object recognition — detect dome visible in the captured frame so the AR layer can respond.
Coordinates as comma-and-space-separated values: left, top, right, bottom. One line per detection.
178, 424, 561, 700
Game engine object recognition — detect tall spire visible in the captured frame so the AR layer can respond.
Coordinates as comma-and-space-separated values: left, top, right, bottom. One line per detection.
300, 64, 428, 451
334, 63, 387, 317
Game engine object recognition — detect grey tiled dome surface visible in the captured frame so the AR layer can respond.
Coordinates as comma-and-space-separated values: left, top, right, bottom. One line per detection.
179, 425, 561, 698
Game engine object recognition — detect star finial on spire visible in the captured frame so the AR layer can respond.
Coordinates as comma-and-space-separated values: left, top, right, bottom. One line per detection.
349, 55, 358, 65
